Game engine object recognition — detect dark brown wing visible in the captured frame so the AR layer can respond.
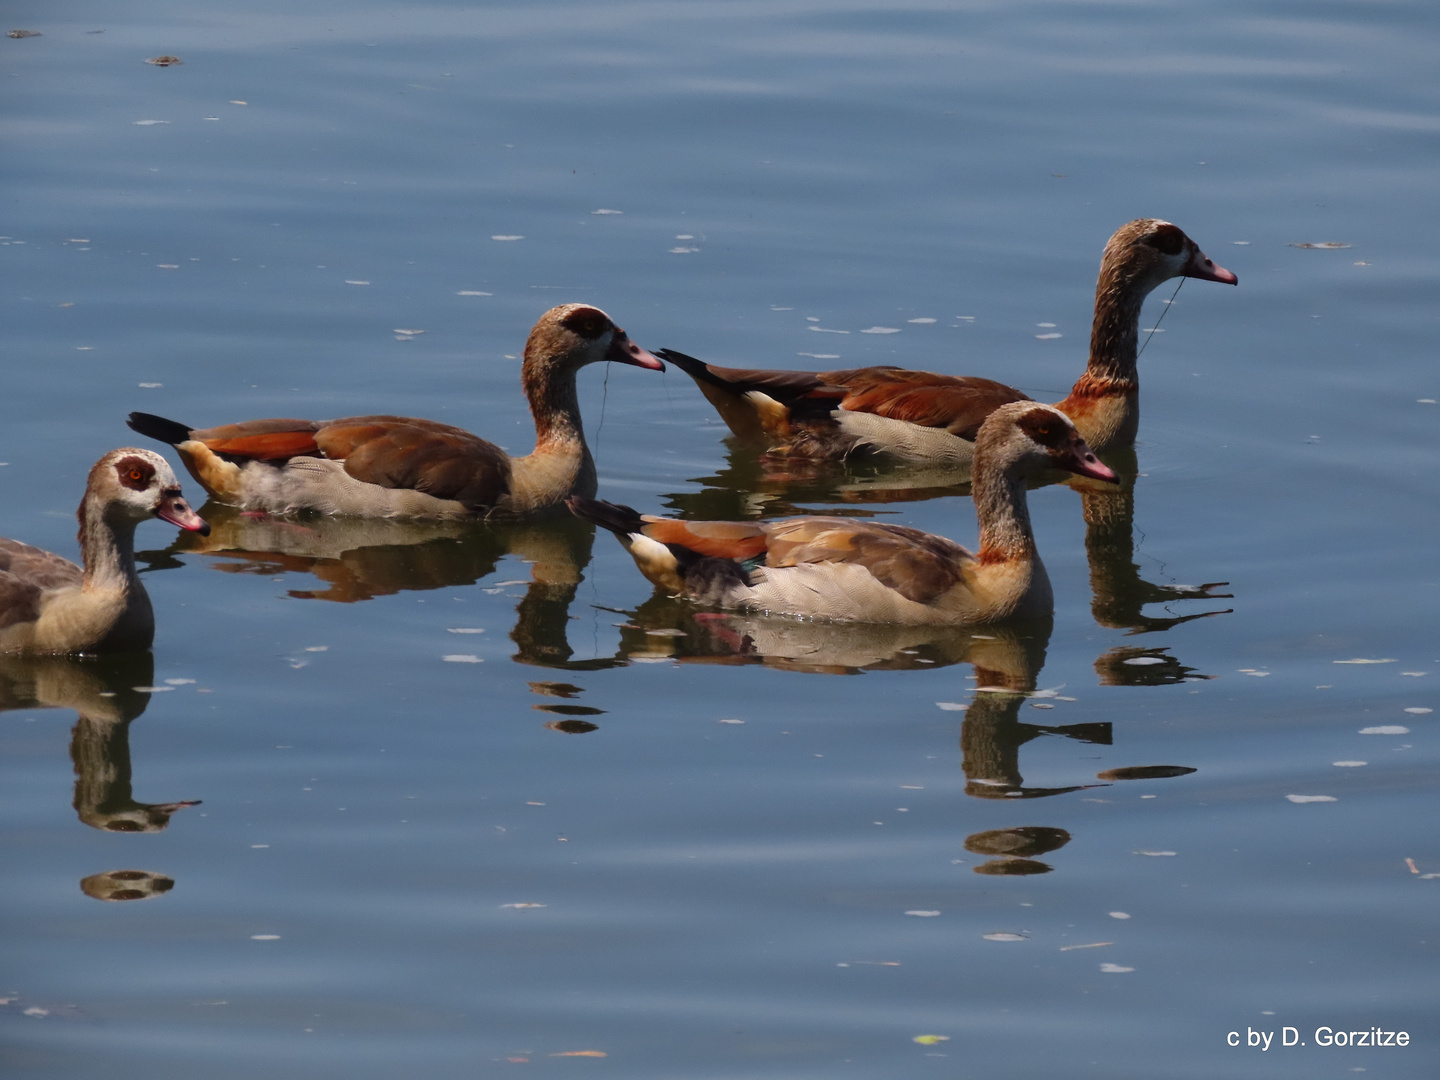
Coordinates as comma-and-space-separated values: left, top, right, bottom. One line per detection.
823, 369, 1033, 440
760, 516, 973, 605
315, 416, 511, 511
0, 538, 82, 630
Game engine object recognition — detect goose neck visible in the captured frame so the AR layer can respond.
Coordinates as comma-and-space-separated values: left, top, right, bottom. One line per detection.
972, 455, 1037, 565
77, 497, 141, 595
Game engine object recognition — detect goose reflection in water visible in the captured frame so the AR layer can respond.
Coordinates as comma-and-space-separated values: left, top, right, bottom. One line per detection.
608, 605, 1199, 874
0, 653, 196, 899
158, 505, 614, 671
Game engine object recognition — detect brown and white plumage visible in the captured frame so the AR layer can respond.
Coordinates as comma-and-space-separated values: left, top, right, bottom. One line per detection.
570, 401, 1118, 625
0, 449, 209, 654
660, 219, 1237, 463
126, 304, 663, 519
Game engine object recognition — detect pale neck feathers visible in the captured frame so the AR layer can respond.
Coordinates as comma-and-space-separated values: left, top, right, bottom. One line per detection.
509, 341, 596, 511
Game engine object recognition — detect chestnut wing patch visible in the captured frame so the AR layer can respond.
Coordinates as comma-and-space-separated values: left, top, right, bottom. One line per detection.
640, 518, 770, 562
829, 370, 1033, 440
192, 419, 324, 461
761, 517, 973, 605
0, 538, 81, 629
315, 417, 511, 511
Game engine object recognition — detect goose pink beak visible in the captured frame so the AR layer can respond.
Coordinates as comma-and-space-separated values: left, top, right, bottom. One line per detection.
1063, 439, 1119, 484
1183, 246, 1238, 285
607, 329, 665, 371
156, 492, 210, 535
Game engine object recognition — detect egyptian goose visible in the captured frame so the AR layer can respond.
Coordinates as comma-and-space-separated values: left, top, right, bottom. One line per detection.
659, 219, 1237, 463
569, 401, 1117, 625
126, 304, 663, 519
0, 449, 209, 654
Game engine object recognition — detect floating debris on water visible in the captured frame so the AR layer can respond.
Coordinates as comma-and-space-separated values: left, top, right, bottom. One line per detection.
146, 55, 182, 66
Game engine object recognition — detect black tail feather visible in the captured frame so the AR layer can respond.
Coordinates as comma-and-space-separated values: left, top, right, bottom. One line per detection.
565, 496, 646, 538
127, 412, 194, 446
654, 349, 729, 389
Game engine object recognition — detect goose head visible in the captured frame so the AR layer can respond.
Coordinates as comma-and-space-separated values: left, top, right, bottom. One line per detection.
523, 303, 664, 379
977, 402, 1119, 483
1102, 219, 1238, 295
85, 448, 209, 535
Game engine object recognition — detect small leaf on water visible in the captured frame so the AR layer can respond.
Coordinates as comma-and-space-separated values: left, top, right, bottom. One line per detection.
913, 1035, 950, 1045
551, 1050, 606, 1057
982, 932, 1027, 941
1059, 942, 1113, 951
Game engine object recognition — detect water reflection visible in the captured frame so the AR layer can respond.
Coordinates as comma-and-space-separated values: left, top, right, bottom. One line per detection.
604, 599, 1200, 873
160, 505, 612, 670
1073, 449, 1232, 636
966, 826, 1072, 876
0, 653, 196, 900
80, 869, 176, 902
661, 439, 969, 521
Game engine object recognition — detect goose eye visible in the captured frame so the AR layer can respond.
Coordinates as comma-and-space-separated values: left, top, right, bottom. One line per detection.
1036, 426, 1051, 437
129, 469, 144, 481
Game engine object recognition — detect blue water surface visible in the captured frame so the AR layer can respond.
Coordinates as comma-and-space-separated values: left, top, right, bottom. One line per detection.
2, 1, 1438, 1077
